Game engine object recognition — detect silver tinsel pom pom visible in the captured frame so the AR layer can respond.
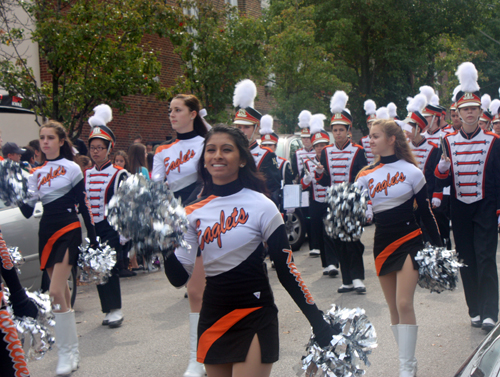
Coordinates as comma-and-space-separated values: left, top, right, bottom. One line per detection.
8, 246, 25, 273
106, 174, 189, 256
0, 159, 29, 206
5, 289, 55, 361
415, 244, 465, 294
78, 237, 116, 285
296, 304, 377, 377
324, 182, 368, 242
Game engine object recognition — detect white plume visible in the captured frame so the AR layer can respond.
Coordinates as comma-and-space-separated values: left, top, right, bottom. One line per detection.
330, 91, 349, 114
309, 114, 327, 135
298, 110, 312, 129
430, 94, 440, 106
452, 85, 461, 102
456, 62, 480, 92
345, 109, 351, 114
489, 99, 500, 116
387, 102, 397, 118
481, 94, 491, 112
364, 99, 376, 116
233, 79, 257, 108
419, 86, 435, 103
498, 86, 500, 98
395, 120, 406, 129
407, 94, 427, 113
376, 107, 390, 120
89, 104, 112, 126
259, 115, 274, 135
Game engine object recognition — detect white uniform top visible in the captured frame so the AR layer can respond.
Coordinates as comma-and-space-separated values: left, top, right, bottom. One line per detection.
294, 148, 316, 178
301, 157, 327, 202
360, 135, 374, 164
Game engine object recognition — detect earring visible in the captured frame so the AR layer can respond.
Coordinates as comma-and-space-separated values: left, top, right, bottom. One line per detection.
204, 164, 207, 168
240, 164, 245, 168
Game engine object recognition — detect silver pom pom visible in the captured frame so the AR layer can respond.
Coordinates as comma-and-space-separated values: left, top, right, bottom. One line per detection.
0, 159, 29, 206
78, 237, 117, 285
415, 244, 465, 294
7, 246, 25, 273
324, 183, 368, 242
296, 304, 377, 376
106, 174, 189, 257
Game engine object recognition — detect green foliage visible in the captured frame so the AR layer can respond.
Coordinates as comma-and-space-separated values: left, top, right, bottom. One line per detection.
264, 0, 349, 133
168, 0, 266, 124
0, 0, 183, 138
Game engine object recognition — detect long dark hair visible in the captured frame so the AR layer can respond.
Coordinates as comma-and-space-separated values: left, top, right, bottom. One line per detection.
172, 94, 208, 137
198, 125, 268, 196
40, 120, 74, 162
128, 143, 148, 174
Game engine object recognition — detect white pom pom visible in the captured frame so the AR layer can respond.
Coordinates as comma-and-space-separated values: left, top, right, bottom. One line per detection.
298, 110, 312, 129
407, 94, 427, 113
259, 115, 274, 135
452, 85, 461, 102
309, 114, 327, 135
330, 91, 349, 114
456, 62, 480, 92
376, 107, 389, 120
89, 104, 113, 126
489, 99, 500, 116
430, 94, 440, 106
419, 86, 435, 103
364, 100, 376, 116
233, 79, 257, 108
481, 94, 491, 112
387, 102, 397, 118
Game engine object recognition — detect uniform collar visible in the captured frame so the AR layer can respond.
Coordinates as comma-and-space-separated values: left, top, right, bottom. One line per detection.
250, 141, 258, 150
177, 130, 199, 140
411, 137, 426, 147
379, 155, 398, 164
47, 155, 64, 162
459, 126, 481, 140
428, 128, 440, 136
212, 179, 244, 197
335, 140, 350, 150
95, 160, 112, 171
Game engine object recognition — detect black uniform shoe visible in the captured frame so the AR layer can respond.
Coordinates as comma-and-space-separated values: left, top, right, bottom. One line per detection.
337, 285, 354, 293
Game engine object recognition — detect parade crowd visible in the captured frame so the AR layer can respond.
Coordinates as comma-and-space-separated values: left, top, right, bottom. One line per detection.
1, 61, 500, 377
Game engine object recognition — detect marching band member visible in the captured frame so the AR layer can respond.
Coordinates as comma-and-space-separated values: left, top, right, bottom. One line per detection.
316, 91, 367, 293
435, 62, 500, 332
292, 110, 316, 181
301, 114, 339, 277
360, 99, 377, 164
478, 94, 493, 131
85, 105, 128, 329
388, 102, 399, 121
153, 94, 209, 377
356, 119, 441, 377
20, 121, 97, 376
490, 98, 500, 136
445, 86, 463, 134
164, 125, 336, 377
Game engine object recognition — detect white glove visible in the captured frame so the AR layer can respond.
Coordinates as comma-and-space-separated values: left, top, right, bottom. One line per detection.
286, 208, 295, 214
314, 165, 324, 175
366, 204, 373, 223
303, 170, 312, 185
438, 159, 451, 174
432, 197, 441, 208
119, 235, 130, 245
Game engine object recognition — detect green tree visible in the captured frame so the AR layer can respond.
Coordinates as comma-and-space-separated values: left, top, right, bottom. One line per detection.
168, 0, 266, 124
264, 0, 348, 133
0, 0, 182, 138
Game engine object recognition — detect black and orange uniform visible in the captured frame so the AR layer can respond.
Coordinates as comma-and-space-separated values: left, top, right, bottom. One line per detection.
300, 156, 338, 269
164, 180, 333, 364
152, 130, 204, 204
435, 127, 500, 322
356, 156, 441, 276
250, 141, 281, 206
317, 140, 367, 286
20, 157, 96, 270
85, 161, 128, 315
0, 229, 32, 377
291, 147, 316, 181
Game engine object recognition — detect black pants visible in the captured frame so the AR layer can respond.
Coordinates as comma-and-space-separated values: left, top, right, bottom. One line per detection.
300, 207, 313, 249
434, 195, 451, 249
451, 197, 499, 322
309, 200, 338, 268
95, 221, 122, 314
335, 239, 365, 285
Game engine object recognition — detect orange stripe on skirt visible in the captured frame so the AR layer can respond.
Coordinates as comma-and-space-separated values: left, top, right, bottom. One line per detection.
40, 221, 81, 270
375, 228, 422, 276
197, 306, 262, 363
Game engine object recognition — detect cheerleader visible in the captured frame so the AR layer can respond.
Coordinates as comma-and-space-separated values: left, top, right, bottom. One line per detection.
360, 99, 377, 164
301, 114, 339, 277
152, 94, 209, 377
356, 119, 441, 377
435, 62, 500, 332
164, 125, 335, 377
19, 120, 96, 376
85, 105, 130, 327
316, 91, 367, 293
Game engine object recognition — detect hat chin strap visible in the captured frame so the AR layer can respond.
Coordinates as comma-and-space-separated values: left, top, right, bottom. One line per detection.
249, 124, 258, 144
458, 112, 480, 127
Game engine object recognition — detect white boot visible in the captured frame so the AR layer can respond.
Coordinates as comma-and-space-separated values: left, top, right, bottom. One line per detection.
184, 313, 206, 377
397, 324, 418, 377
54, 310, 79, 376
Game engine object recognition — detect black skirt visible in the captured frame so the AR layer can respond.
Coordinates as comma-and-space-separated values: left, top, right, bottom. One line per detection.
39, 217, 82, 270
197, 304, 279, 365
373, 220, 424, 276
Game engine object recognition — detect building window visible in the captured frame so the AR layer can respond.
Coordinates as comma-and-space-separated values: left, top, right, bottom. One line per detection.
226, 0, 238, 6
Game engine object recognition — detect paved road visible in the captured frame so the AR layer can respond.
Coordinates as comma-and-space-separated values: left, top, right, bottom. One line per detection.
28, 225, 493, 377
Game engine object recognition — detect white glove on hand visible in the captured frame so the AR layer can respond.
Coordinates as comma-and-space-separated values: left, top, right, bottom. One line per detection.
119, 235, 130, 245
314, 165, 324, 175
438, 159, 451, 174
286, 208, 295, 215
432, 197, 441, 208
303, 170, 313, 185
366, 204, 373, 223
